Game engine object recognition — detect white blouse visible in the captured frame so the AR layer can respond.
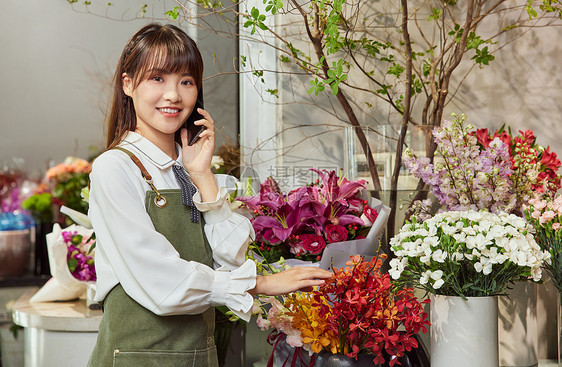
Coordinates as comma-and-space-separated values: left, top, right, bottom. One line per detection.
88, 131, 256, 321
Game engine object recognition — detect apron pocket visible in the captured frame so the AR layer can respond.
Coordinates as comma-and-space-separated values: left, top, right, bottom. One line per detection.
112, 347, 218, 367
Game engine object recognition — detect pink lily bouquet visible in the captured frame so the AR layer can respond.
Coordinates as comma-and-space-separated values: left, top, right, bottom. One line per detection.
237, 169, 384, 265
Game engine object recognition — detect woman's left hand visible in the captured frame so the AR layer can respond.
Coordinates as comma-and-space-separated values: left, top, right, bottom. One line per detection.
181, 107, 215, 176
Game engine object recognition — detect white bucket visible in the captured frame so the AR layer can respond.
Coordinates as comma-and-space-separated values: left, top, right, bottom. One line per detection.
0, 324, 24, 367
431, 294, 499, 367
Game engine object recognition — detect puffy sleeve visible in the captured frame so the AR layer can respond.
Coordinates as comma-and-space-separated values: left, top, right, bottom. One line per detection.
89, 154, 256, 321
192, 174, 256, 270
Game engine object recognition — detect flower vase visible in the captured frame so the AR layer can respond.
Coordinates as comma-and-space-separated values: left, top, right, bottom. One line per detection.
314, 348, 426, 367
273, 334, 312, 367
430, 295, 498, 367
498, 281, 538, 367
314, 353, 379, 367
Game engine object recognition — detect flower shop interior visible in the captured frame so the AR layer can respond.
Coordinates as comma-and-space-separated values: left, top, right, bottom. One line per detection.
1, 1, 562, 367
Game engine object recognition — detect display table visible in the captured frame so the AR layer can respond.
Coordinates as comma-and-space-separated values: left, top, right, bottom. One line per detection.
12, 289, 102, 367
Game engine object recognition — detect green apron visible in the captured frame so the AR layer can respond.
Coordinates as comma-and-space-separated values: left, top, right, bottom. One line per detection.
88, 149, 219, 367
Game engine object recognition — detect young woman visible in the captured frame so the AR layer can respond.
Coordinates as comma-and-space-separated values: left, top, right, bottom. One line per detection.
87, 23, 331, 366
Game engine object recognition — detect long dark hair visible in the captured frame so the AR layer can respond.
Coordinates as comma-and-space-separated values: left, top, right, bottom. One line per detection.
106, 23, 204, 150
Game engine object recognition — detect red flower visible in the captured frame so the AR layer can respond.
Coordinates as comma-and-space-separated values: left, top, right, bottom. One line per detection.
262, 229, 281, 244
299, 234, 327, 254
541, 147, 561, 172
519, 130, 535, 146
363, 205, 379, 223
315, 255, 430, 364
325, 224, 348, 243
473, 128, 492, 148
492, 131, 512, 147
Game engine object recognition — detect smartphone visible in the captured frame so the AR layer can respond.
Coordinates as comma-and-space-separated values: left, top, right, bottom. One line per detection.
185, 88, 206, 146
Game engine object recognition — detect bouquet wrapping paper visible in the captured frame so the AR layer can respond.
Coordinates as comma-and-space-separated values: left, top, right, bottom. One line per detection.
30, 224, 94, 303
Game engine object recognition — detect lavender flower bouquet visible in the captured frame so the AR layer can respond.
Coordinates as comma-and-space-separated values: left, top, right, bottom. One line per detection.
403, 113, 561, 219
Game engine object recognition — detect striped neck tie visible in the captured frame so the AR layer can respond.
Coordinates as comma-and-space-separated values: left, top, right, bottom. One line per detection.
171, 164, 199, 223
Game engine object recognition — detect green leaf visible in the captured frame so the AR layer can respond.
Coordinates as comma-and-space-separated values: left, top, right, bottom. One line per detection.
472, 46, 495, 65
466, 32, 484, 50
428, 8, 443, 21
251, 7, 259, 19
449, 24, 463, 43
165, 6, 180, 20
387, 63, 405, 77
10, 324, 23, 339
330, 83, 339, 95
422, 60, 431, 77
412, 75, 423, 94
266, 88, 279, 98
395, 94, 404, 112
375, 84, 390, 95
68, 258, 78, 272
503, 24, 518, 31
526, 1, 539, 19
308, 78, 325, 96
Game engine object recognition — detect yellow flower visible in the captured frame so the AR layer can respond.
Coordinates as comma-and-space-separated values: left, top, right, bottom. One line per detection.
284, 292, 339, 354
302, 328, 331, 353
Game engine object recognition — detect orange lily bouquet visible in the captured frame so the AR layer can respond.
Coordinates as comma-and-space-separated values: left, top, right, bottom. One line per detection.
254, 255, 430, 366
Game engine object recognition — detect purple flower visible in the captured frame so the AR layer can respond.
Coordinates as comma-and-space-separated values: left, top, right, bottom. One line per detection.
1, 188, 23, 213
403, 114, 517, 217
63, 230, 96, 282
62, 231, 77, 243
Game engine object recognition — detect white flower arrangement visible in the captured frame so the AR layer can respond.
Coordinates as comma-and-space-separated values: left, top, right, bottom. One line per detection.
389, 210, 550, 298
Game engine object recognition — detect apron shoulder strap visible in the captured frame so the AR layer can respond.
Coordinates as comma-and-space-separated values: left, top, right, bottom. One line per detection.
113, 147, 153, 181
112, 147, 168, 208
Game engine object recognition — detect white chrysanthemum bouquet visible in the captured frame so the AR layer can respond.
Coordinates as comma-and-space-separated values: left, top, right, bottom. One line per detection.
389, 210, 549, 298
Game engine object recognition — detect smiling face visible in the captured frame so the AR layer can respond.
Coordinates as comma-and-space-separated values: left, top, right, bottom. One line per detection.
122, 70, 198, 146
106, 24, 204, 151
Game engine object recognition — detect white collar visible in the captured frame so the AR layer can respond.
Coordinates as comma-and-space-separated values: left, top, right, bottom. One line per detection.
120, 131, 182, 169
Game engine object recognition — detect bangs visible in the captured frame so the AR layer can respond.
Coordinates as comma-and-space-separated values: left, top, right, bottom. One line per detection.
128, 28, 203, 89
